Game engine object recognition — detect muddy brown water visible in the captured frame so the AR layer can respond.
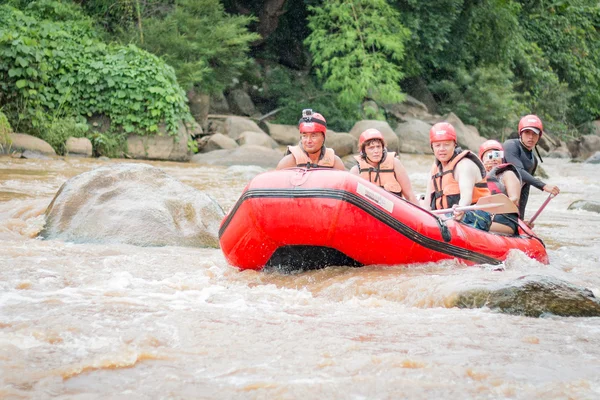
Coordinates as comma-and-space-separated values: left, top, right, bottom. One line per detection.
1, 155, 599, 399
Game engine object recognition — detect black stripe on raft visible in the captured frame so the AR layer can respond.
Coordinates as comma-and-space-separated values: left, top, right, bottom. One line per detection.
220, 188, 503, 265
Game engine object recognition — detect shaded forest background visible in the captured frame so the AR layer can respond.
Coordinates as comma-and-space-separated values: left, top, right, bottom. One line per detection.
1, 0, 600, 156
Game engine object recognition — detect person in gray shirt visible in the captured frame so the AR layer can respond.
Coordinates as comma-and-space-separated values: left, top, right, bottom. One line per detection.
503, 114, 560, 226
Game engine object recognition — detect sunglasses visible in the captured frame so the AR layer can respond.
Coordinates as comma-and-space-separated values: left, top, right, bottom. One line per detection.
486, 150, 504, 160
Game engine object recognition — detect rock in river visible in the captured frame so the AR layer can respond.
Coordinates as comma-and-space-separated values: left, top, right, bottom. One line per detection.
39, 163, 224, 248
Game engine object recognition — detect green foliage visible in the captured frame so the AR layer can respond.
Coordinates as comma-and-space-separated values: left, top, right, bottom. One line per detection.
305, 0, 409, 107
37, 116, 88, 155
0, 3, 190, 145
519, 0, 600, 125
264, 66, 360, 132
132, 0, 260, 92
87, 131, 126, 158
430, 66, 522, 139
512, 41, 573, 137
0, 109, 12, 148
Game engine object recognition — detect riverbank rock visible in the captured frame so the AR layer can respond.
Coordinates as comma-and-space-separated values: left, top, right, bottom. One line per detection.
264, 122, 298, 145
66, 137, 93, 157
584, 151, 600, 164
395, 119, 433, 154
224, 116, 264, 140
441, 113, 486, 152
198, 133, 239, 153
5, 133, 56, 155
191, 145, 283, 168
568, 200, 600, 213
39, 163, 224, 248
326, 131, 357, 157
237, 131, 278, 149
567, 134, 600, 161
126, 121, 191, 161
454, 275, 600, 317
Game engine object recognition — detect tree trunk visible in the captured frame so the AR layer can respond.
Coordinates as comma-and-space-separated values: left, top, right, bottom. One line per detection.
187, 88, 210, 130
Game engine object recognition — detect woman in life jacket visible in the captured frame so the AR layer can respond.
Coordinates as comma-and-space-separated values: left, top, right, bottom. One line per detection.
349, 129, 418, 205
276, 109, 346, 170
424, 122, 492, 231
479, 140, 522, 235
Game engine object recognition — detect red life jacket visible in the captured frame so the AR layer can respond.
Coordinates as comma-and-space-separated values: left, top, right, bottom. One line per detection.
429, 150, 490, 210
287, 145, 336, 168
353, 151, 402, 194
486, 163, 521, 196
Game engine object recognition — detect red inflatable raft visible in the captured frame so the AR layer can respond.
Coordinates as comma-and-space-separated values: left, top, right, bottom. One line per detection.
219, 168, 548, 270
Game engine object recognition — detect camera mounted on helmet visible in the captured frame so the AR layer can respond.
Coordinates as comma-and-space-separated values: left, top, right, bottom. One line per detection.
298, 109, 327, 134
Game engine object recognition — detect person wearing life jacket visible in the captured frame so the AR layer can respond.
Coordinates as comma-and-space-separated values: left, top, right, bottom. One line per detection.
349, 128, 418, 205
276, 109, 346, 170
479, 140, 522, 235
423, 122, 492, 231
503, 114, 560, 227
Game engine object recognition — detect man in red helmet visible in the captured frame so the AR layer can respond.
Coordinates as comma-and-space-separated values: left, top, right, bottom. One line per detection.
350, 128, 418, 204
503, 114, 560, 224
423, 122, 492, 231
479, 140, 522, 235
276, 109, 345, 170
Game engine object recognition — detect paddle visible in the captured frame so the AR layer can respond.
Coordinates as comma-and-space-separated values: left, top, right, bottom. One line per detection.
431, 194, 518, 215
528, 193, 555, 224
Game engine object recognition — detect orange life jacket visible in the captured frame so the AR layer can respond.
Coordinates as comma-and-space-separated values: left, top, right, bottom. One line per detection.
486, 163, 521, 196
287, 145, 336, 168
353, 151, 402, 194
429, 150, 490, 210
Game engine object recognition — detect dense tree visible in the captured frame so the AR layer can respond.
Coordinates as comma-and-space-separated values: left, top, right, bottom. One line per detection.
128, 0, 259, 93
305, 0, 410, 107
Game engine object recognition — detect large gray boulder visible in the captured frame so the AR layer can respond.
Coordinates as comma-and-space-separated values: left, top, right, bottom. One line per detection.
237, 131, 278, 149
264, 123, 299, 146
568, 135, 600, 161
394, 119, 433, 154
191, 145, 284, 168
224, 116, 265, 140
198, 133, 239, 153
65, 137, 93, 157
6, 133, 56, 155
349, 120, 400, 153
584, 151, 600, 164
39, 163, 224, 248
568, 200, 600, 213
127, 121, 191, 161
326, 131, 357, 157
440, 113, 486, 152
455, 275, 600, 317
226, 89, 258, 117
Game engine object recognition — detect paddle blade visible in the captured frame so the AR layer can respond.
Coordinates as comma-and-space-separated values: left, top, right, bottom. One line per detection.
475, 194, 518, 214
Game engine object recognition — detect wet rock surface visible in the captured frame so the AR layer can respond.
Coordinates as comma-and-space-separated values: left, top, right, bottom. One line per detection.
39, 163, 224, 248
455, 275, 600, 317
568, 200, 600, 213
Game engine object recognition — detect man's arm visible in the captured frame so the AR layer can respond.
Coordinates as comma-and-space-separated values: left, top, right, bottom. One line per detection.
503, 140, 545, 189
333, 156, 346, 171
423, 173, 433, 210
502, 171, 521, 206
393, 159, 418, 205
454, 160, 479, 207
276, 154, 297, 170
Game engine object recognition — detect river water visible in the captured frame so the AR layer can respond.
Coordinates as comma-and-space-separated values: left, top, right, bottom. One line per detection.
1, 155, 599, 399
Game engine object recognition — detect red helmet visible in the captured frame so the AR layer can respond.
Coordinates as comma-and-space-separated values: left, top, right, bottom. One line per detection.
518, 114, 543, 137
429, 122, 457, 144
478, 139, 503, 160
358, 129, 386, 152
298, 111, 327, 135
